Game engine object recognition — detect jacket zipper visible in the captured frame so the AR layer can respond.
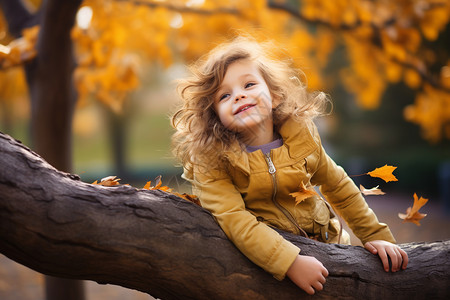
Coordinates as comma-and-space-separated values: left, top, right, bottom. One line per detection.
264, 152, 308, 237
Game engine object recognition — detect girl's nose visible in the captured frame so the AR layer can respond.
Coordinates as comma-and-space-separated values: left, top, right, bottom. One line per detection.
235, 94, 247, 102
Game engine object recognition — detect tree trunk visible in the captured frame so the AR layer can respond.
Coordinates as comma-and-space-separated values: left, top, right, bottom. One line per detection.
106, 109, 129, 179
27, 0, 81, 171
1, 132, 449, 300
0, 0, 84, 299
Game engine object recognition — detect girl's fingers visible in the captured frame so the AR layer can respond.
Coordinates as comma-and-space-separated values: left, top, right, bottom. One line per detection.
365, 241, 409, 272
385, 247, 397, 271
392, 246, 408, 271
378, 248, 389, 272
322, 266, 329, 277
303, 285, 315, 295
399, 248, 409, 269
396, 247, 404, 271
312, 281, 324, 292
364, 241, 378, 254
318, 274, 327, 284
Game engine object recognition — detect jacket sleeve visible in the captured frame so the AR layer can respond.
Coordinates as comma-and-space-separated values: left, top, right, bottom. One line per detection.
308, 125, 396, 245
187, 168, 300, 280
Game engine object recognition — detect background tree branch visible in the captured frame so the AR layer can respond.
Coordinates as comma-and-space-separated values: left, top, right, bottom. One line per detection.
0, 0, 38, 37
116, 0, 239, 15
270, 0, 449, 93
1, 131, 450, 300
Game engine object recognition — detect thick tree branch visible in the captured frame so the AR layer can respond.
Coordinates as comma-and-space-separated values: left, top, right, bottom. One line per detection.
267, 1, 366, 30
115, 0, 238, 15
1, 131, 450, 300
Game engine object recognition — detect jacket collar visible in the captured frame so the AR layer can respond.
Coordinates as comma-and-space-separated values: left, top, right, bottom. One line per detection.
225, 117, 319, 173
279, 118, 319, 160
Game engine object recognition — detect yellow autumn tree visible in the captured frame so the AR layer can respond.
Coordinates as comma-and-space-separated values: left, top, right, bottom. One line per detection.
0, 2, 447, 300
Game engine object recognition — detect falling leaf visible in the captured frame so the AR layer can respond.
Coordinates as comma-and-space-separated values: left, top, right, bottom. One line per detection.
398, 193, 428, 226
367, 164, 398, 182
360, 184, 386, 196
92, 175, 121, 186
290, 182, 319, 205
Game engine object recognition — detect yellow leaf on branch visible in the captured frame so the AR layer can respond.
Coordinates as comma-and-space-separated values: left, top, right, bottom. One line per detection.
142, 176, 200, 205
92, 176, 121, 186
90, 174, 202, 206
398, 193, 428, 226
367, 164, 398, 182
172, 192, 201, 206
142, 175, 172, 192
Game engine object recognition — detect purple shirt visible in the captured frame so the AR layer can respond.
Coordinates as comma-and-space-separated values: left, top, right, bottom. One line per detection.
246, 138, 284, 155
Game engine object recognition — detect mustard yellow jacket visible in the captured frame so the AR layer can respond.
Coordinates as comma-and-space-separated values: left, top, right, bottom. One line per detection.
183, 118, 395, 280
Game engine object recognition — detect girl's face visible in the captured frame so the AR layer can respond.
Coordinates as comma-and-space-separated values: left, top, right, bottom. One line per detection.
213, 59, 275, 146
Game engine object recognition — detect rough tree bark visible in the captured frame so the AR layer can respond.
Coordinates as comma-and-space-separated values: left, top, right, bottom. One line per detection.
1, 132, 449, 300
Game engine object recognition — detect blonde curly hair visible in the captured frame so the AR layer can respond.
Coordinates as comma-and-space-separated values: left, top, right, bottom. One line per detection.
171, 36, 329, 170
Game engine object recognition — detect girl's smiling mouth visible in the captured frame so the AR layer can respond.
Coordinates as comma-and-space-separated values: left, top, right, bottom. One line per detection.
234, 104, 256, 115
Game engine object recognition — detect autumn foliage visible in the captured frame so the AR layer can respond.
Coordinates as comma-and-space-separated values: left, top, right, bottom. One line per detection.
0, 0, 449, 141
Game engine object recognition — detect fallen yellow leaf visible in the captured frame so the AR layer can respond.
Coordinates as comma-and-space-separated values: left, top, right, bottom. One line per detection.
92, 176, 121, 186
173, 192, 201, 206
143, 181, 152, 189
142, 176, 172, 192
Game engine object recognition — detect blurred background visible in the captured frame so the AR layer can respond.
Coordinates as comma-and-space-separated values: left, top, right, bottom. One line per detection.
0, 0, 449, 299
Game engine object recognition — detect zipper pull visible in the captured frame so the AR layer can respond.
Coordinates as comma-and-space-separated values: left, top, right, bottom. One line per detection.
265, 153, 276, 174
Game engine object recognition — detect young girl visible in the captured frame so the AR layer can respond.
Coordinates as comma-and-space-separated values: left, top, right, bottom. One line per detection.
171, 36, 408, 295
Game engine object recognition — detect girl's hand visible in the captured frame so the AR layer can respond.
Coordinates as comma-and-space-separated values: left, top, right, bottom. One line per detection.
286, 255, 328, 295
364, 240, 408, 272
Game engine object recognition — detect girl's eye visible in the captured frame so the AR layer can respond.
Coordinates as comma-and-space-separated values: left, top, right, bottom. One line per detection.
219, 93, 230, 101
245, 82, 256, 88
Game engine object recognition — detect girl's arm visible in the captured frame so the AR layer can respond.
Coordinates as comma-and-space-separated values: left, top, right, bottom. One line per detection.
189, 168, 300, 281
194, 170, 330, 294
307, 121, 395, 244
308, 122, 409, 271
312, 146, 395, 244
